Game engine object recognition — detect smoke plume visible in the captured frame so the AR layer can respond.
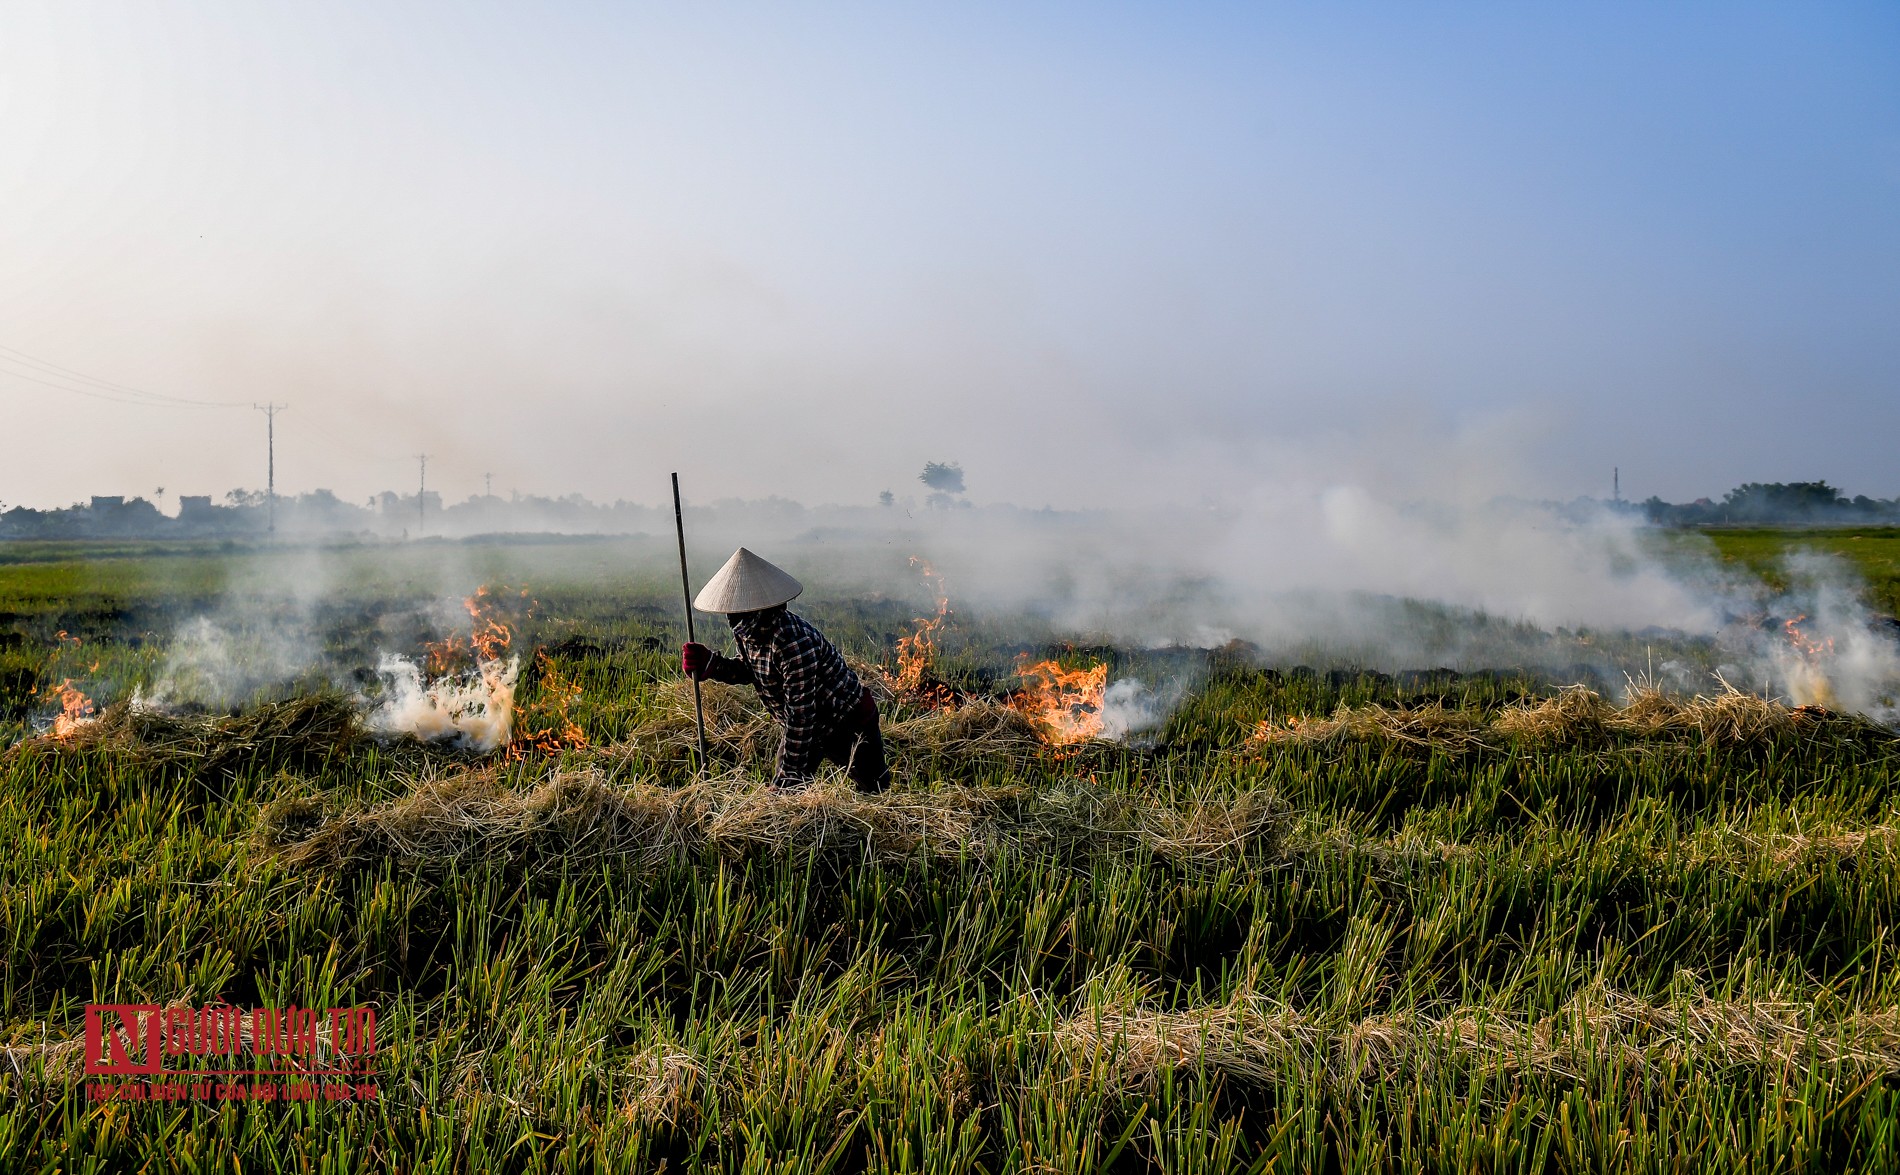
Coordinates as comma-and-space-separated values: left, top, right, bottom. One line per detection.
364, 654, 518, 752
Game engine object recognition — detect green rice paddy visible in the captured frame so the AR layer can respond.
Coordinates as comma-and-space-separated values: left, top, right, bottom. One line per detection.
2, 534, 1897, 1172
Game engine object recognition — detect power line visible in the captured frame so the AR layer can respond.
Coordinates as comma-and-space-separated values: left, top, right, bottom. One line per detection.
0, 347, 198, 402
0, 341, 464, 518
0, 342, 248, 408
0, 360, 224, 409
0, 335, 414, 466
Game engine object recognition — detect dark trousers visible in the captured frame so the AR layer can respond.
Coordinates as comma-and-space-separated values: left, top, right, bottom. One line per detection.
817, 689, 890, 792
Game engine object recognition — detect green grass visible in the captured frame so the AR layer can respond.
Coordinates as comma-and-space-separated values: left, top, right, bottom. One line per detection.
2, 541, 1898, 1172
1701, 526, 1900, 617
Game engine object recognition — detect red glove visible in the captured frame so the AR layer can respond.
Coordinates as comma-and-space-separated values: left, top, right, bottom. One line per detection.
682, 642, 712, 680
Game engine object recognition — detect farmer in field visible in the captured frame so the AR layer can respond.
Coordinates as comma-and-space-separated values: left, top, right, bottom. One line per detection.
681, 548, 890, 792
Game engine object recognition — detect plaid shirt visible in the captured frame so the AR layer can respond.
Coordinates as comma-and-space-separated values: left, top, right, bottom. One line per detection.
701, 606, 864, 784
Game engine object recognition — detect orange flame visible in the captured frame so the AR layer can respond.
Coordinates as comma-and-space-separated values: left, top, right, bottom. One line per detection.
466, 585, 519, 663
1009, 656, 1109, 745
1781, 614, 1838, 709
436, 585, 585, 760
1247, 715, 1331, 747
507, 651, 589, 762
1784, 614, 1835, 659
894, 557, 951, 695
49, 679, 96, 739
422, 634, 462, 676
424, 585, 533, 673
382, 584, 577, 756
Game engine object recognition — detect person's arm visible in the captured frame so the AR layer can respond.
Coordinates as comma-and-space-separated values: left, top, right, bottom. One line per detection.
702, 652, 755, 685
682, 642, 755, 686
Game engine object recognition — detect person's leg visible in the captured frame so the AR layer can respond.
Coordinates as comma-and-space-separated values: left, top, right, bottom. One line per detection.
820, 690, 890, 793
842, 708, 890, 793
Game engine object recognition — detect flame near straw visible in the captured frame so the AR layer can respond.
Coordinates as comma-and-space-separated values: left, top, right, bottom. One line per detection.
1010, 657, 1111, 745
48, 679, 96, 739
366, 585, 587, 756
894, 557, 951, 694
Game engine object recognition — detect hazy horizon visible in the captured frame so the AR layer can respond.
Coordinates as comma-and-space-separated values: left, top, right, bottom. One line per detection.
3, 3, 1896, 512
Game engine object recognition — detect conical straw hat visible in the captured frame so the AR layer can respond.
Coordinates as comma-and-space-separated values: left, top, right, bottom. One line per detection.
693, 547, 804, 613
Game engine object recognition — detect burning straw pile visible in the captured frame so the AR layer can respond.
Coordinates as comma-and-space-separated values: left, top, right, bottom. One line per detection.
264, 767, 1282, 871
7, 694, 362, 777
627, 679, 1048, 766
1251, 685, 1870, 754
866, 557, 1138, 751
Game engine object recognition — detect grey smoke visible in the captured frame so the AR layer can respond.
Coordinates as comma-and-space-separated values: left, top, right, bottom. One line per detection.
112, 475, 1899, 734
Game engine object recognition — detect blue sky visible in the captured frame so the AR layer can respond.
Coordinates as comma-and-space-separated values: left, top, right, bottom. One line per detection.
1, 2, 1895, 509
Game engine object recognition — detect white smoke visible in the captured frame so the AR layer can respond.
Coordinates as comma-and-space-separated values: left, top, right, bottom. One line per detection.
1735, 553, 1900, 722
363, 654, 518, 751
135, 615, 319, 711
799, 485, 1899, 727
93, 435, 1900, 739
1097, 677, 1185, 742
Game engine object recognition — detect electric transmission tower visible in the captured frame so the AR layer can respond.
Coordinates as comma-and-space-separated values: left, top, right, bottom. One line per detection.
416, 454, 430, 537
254, 403, 288, 534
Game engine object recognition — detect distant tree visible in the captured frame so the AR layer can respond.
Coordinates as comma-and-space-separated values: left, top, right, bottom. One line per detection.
111, 498, 167, 536
1722, 481, 1846, 521
1631, 480, 1900, 526
224, 488, 264, 508
919, 462, 965, 495
878, 489, 895, 507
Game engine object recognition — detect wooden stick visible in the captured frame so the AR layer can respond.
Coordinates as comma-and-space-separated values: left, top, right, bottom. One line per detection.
672, 472, 709, 780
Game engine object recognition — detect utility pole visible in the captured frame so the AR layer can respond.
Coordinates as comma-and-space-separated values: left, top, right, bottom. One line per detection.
485, 472, 492, 498
416, 455, 429, 537
254, 403, 287, 534
1614, 467, 1621, 503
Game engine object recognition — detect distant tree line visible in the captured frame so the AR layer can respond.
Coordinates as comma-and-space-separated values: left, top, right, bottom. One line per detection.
1, 462, 987, 541
3, 478, 1893, 541
0, 485, 972, 541
0, 488, 685, 540
1632, 482, 1900, 526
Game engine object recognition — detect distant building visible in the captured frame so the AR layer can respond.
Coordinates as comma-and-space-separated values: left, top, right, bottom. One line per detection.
90, 495, 125, 510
